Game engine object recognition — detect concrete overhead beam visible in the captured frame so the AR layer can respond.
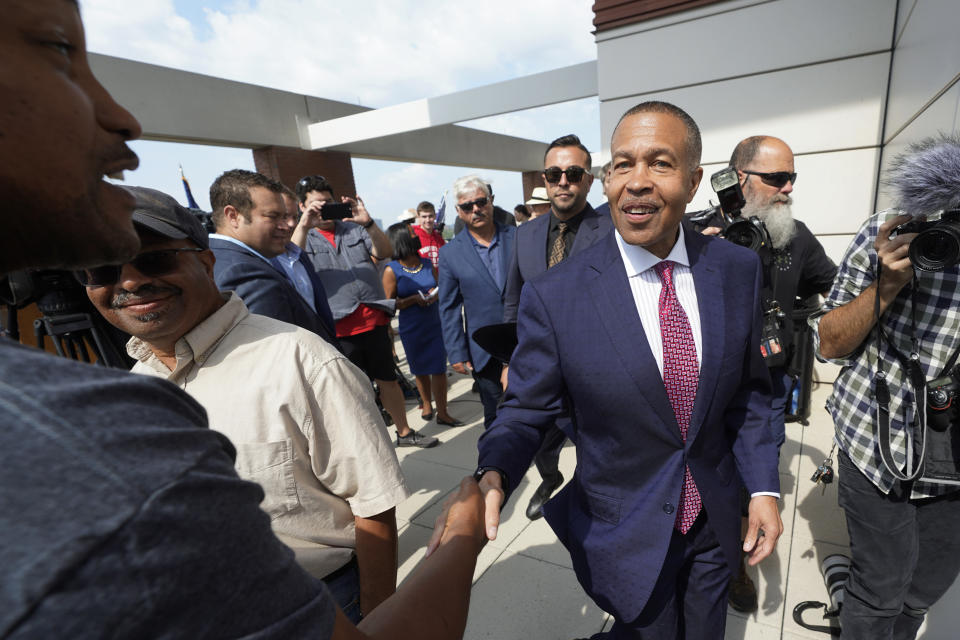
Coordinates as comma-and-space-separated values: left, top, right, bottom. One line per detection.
306, 61, 599, 149
88, 53, 551, 170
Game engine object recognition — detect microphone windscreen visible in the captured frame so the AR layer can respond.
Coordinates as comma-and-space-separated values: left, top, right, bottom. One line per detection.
883, 133, 960, 218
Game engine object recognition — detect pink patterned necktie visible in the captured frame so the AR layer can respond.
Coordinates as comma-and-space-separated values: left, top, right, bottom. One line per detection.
654, 260, 702, 534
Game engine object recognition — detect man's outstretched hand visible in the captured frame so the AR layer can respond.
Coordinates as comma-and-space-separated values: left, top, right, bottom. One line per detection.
426, 472, 504, 558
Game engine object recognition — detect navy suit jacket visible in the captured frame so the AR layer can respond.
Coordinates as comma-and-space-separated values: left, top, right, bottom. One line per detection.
209, 237, 338, 349
438, 224, 516, 373
478, 229, 778, 622
503, 203, 612, 323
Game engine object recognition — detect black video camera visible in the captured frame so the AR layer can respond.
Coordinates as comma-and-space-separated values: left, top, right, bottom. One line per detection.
893, 209, 960, 272
687, 167, 772, 253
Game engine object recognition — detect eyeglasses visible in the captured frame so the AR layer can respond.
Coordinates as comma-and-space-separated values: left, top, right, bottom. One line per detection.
741, 170, 797, 188
297, 175, 326, 186
457, 197, 489, 212
543, 166, 588, 184
75, 248, 205, 287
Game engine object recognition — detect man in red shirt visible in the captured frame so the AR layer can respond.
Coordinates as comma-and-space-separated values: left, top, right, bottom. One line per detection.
413, 201, 445, 268
293, 176, 438, 449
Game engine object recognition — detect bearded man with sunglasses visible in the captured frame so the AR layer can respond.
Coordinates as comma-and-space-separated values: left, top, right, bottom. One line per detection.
81, 186, 411, 624
699, 136, 836, 613
438, 175, 516, 429
502, 133, 612, 520
702, 136, 836, 451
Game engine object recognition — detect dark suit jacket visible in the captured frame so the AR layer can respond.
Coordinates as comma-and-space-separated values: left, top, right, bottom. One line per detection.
477, 229, 778, 622
503, 203, 612, 323
438, 224, 516, 373
209, 237, 338, 349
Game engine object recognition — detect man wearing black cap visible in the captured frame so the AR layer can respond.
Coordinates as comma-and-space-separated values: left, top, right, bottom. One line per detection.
82, 186, 413, 622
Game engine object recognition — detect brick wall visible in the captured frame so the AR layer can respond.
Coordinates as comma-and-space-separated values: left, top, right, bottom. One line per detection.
252, 146, 357, 198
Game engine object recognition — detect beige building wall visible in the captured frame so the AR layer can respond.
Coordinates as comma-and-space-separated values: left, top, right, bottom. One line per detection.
595, 0, 960, 268
595, 2, 960, 634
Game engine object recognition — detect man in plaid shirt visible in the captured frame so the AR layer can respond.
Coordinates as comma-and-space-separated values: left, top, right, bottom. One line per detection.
811, 139, 960, 638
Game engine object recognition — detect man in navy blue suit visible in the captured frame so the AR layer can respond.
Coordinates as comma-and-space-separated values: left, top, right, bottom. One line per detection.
206, 170, 338, 349
438, 175, 516, 429
432, 102, 782, 639
503, 133, 612, 521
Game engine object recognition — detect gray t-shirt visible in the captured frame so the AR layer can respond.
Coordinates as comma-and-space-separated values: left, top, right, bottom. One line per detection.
0, 340, 336, 638
303, 222, 395, 321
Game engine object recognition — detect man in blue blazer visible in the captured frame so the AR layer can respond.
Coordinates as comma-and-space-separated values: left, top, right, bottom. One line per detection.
438, 176, 516, 429
503, 133, 613, 520
207, 170, 338, 349
438, 102, 782, 638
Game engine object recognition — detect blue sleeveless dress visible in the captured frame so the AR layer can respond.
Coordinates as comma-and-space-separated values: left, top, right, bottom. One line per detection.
389, 258, 446, 375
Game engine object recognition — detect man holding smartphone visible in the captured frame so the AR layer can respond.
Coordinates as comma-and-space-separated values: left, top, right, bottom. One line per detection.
293, 175, 438, 449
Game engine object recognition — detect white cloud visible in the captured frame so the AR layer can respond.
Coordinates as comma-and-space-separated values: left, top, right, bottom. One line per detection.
82, 1, 603, 220
81, 0, 597, 107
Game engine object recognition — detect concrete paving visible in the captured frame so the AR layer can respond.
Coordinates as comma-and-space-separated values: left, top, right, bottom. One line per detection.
387, 348, 958, 639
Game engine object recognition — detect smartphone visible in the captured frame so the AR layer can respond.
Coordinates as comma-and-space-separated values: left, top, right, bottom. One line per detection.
320, 202, 353, 221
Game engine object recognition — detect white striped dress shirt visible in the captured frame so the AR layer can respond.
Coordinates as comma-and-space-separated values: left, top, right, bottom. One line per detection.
614, 225, 701, 378
615, 226, 780, 500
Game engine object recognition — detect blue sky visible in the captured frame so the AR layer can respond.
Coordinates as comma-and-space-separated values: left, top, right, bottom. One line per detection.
80, 0, 606, 221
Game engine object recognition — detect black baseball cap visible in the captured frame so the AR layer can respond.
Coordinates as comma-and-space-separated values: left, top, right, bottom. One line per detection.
126, 186, 209, 249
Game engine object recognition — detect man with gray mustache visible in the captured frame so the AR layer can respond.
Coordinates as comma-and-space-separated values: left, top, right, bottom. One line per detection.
702, 136, 837, 613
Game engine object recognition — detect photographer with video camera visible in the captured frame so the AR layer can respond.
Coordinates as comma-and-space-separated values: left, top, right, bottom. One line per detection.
811, 134, 960, 640
691, 136, 837, 613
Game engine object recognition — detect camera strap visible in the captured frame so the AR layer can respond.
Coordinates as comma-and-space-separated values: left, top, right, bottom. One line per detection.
873, 264, 960, 481
873, 265, 927, 481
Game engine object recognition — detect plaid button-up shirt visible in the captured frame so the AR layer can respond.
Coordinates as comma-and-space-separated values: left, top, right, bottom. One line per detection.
809, 210, 960, 498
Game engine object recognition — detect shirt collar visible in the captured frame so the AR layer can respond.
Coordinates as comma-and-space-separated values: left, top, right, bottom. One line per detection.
467, 223, 500, 249
209, 233, 272, 264
127, 292, 248, 374
615, 223, 690, 278
549, 204, 589, 233
276, 242, 303, 263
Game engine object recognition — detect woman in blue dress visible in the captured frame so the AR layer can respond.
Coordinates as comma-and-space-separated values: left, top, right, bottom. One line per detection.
382, 223, 462, 426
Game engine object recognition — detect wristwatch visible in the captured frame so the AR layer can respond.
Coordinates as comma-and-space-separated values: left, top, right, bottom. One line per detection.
362, 219, 374, 229
473, 466, 508, 492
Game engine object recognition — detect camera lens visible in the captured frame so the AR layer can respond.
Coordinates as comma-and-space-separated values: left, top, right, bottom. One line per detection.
910, 221, 960, 271
725, 219, 765, 252
930, 388, 951, 409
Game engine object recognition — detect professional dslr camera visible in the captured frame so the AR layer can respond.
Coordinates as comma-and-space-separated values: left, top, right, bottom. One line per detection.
892, 209, 960, 272
687, 166, 772, 253
688, 167, 787, 366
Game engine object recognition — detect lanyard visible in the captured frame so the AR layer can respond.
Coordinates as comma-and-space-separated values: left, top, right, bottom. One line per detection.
872, 263, 960, 481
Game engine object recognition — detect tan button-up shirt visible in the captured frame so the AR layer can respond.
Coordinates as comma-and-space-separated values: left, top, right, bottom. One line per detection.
128, 292, 409, 578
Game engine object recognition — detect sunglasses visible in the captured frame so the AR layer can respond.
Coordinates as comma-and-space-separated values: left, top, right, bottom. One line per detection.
297, 175, 326, 186
457, 197, 489, 212
741, 170, 797, 188
75, 248, 205, 287
543, 166, 588, 184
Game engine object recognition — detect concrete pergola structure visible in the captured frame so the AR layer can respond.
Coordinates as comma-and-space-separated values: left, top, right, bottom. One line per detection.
89, 54, 598, 201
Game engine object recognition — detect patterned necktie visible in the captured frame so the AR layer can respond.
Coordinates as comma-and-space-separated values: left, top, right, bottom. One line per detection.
654, 260, 702, 534
548, 222, 568, 268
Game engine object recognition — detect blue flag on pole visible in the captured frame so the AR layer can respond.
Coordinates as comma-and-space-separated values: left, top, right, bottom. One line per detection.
436, 194, 446, 227
179, 164, 200, 209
